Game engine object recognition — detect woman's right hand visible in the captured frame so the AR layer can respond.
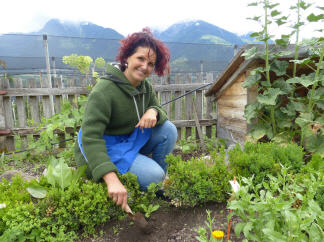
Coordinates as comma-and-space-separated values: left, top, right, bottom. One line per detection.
103, 172, 128, 212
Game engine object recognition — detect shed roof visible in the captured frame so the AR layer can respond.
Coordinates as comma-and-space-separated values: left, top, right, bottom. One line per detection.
205, 44, 311, 98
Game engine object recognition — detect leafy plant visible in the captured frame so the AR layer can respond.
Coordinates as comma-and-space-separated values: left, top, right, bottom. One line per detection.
244, 0, 324, 155
195, 210, 224, 242
228, 142, 304, 186
164, 148, 232, 207
139, 203, 160, 218
228, 167, 324, 241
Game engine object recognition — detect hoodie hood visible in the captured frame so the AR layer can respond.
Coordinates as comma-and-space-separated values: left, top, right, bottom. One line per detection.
101, 64, 147, 97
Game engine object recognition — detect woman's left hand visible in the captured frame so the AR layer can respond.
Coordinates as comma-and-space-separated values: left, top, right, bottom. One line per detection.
135, 108, 158, 129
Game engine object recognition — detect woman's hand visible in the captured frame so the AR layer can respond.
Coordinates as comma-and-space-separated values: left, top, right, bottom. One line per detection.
103, 172, 128, 212
135, 108, 158, 129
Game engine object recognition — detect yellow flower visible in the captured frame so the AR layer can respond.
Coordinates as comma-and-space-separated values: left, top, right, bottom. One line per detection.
212, 230, 224, 239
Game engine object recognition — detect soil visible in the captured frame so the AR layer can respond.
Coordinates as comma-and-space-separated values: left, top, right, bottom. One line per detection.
81, 202, 244, 242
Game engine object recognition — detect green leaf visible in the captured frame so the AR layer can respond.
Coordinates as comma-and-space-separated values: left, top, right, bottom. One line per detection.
273, 78, 294, 94
271, 10, 280, 17
26, 185, 47, 199
305, 134, 324, 154
307, 13, 324, 22
257, 88, 284, 106
250, 123, 272, 140
247, 2, 258, 7
299, 1, 312, 10
46, 158, 73, 190
243, 73, 261, 88
268, 3, 279, 9
291, 101, 307, 112
316, 100, 324, 110
271, 60, 289, 76
295, 112, 313, 128
275, 38, 289, 46
243, 222, 253, 238
309, 223, 322, 242
71, 165, 87, 186
234, 222, 245, 237
244, 101, 263, 123
242, 47, 258, 60
287, 75, 317, 87
290, 58, 314, 65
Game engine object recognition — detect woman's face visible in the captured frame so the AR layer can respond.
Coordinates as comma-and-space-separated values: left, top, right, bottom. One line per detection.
124, 46, 156, 87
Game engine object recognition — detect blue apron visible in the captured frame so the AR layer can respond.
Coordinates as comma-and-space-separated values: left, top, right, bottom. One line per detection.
78, 127, 152, 174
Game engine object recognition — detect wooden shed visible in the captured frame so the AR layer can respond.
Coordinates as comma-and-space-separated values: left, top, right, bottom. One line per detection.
205, 44, 311, 145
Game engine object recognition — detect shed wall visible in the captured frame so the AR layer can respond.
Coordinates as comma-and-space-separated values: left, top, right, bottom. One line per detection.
216, 73, 248, 145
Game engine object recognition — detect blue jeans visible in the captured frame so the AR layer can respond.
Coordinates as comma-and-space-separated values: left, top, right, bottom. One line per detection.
128, 120, 177, 190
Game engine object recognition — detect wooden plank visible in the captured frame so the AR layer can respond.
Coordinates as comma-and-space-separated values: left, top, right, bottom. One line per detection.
205, 73, 213, 138
0, 79, 6, 151
4, 119, 217, 136
185, 74, 193, 138
28, 79, 40, 124
3, 78, 15, 150
3, 87, 90, 96
174, 74, 183, 140
153, 83, 210, 91
218, 105, 245, 120
67, 78, 77, 108
160, 76, 171, 119
218, 117, 247, 133
195, 73, 203, 139
193, 101, 206, 151
53, 77, 63, 114
222, 74, 247, 96
218, 95, 247, 108
40, 76, 53, 119
14, 78, 28, 149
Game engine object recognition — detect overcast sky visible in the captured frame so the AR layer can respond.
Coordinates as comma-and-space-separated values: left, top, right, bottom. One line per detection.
1, 0, 322, 39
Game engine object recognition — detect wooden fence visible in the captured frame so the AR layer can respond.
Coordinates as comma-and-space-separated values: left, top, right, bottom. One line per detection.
0, 72, 217, 152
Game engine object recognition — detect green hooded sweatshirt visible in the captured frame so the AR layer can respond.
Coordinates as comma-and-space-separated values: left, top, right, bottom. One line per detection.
74, 64, 168, 182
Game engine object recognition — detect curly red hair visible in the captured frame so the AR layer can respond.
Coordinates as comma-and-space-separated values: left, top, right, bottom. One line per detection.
116, 28, 170, 76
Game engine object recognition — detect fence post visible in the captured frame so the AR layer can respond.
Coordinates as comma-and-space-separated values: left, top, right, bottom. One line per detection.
205, 73, 214, 138
3, 78, 15, 150
185, 74, 193, 139
42, 34, 55, 117
52, 57, 57, 78
174, 74, 182, 140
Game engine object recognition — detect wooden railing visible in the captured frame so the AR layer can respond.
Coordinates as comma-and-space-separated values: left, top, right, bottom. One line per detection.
0, 72, 217, 152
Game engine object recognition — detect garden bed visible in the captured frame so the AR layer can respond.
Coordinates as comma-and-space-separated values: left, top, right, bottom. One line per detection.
82, 202, 243, 242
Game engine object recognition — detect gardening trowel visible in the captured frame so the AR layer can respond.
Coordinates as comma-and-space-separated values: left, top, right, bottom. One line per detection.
125, 204, 153, 234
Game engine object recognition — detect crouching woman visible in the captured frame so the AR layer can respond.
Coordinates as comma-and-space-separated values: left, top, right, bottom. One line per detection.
74, 28, 177, 212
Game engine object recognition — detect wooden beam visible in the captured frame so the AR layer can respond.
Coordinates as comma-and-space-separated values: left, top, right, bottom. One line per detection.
3, 87, 90, 96
153, 83, 211, 92
3, 119, 217, 136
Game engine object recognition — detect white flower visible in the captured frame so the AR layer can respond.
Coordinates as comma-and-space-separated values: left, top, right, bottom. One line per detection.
229, 180, 240, 193
0, 203, 6, 209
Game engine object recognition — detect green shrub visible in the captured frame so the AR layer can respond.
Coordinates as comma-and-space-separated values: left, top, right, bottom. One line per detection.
164, 148, 232, 207
228, 142, 305, 185
0, 165, 159, 241
0, 175, 32, 234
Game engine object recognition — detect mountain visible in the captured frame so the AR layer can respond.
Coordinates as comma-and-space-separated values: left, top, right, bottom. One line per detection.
154, 20, 244, 45
33, 19, 123, 39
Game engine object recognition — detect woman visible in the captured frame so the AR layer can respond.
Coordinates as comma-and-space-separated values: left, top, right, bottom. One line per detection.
75, 28, 177, 212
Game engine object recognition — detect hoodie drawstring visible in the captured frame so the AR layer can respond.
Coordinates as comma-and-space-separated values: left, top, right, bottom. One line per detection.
132, 94, 145, 123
